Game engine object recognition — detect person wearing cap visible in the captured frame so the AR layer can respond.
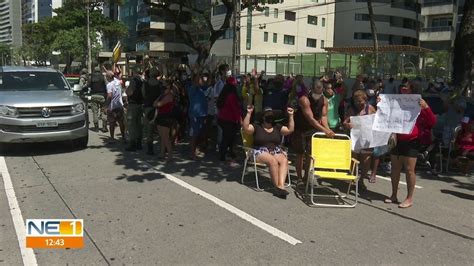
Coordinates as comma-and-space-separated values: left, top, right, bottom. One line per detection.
292, 80, 334, 185
105, 71, 126, 143
124, 66, 144, 151
87, 66, 108, 132
243, 106, 294, 198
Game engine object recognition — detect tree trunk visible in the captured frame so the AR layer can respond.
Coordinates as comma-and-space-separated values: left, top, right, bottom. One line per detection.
367, 0, 379, 76
452, 0, 473, 92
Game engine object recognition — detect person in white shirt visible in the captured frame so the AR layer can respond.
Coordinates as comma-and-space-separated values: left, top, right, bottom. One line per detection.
105, 71, 126, 143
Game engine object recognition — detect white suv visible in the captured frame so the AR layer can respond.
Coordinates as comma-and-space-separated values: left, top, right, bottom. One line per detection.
0, 66, 88, 151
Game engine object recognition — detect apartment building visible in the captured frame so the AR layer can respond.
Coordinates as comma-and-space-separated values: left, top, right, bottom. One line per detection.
333, 0, 420, 47
0, 0, 22, 47
420, 0, 465, 51
211, 0, 336, 56
119, 0, 193, 58
22, 0, 63, 25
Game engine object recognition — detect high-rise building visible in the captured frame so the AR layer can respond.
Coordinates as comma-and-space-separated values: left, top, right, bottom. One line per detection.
333, 0, 420, 47
119, 0, 193, 59
22, 0, 62, 25
420, 0, 465, 51
211, 0, 336, 56
0, 0, 22, 47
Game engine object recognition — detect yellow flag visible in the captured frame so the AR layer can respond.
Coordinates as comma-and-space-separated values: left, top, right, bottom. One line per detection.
112, 41, 122, 63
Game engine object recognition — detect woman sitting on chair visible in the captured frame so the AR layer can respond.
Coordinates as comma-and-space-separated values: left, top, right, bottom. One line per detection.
242, 106, 295, 198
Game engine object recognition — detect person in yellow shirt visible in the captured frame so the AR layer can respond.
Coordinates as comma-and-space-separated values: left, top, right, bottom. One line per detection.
242, 75, 263, 114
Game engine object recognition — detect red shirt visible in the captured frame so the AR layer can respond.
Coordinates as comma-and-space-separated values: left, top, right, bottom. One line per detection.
398, 107, 436, 142
457, 123, 474, 152
217, 93, 241, 123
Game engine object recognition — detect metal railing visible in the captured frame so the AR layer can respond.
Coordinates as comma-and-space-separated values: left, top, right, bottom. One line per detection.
423, 0, 455, 7
421, 26, 453, 32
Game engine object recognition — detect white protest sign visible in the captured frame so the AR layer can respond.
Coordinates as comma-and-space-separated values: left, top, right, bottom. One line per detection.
373, 94, 421, 134
350, 114, 392, 152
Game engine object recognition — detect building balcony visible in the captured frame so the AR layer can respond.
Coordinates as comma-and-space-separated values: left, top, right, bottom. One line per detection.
421, 1, 456, 16
136, 41, 192, 53
420, 26, 454, 41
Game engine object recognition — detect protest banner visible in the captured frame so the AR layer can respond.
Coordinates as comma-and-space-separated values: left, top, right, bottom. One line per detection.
350, 114, 392, 152
373, 94, 421, 134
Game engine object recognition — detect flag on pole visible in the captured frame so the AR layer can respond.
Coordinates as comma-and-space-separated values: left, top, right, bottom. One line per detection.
112, 41, 122, 63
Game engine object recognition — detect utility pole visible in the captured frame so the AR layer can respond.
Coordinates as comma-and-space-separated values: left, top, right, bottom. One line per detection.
86, 2, 92, 74
232, 0, 240, 75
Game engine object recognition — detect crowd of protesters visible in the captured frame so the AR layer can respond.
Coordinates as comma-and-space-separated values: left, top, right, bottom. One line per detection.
82, 61, 473, 206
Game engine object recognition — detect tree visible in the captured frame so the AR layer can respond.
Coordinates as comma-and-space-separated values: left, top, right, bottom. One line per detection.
0, 43, 11, 65
452, 0, 473, 92
146, 0, 280, 67
367, 0, 379, 77
21, 0, 127, 71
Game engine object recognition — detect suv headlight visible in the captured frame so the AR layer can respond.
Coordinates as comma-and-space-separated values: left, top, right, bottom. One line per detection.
0, 105, 19, 118
71, 103, 85, 114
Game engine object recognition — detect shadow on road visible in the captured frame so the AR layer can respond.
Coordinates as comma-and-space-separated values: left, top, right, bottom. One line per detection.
440, 189, 474, 200
0, 141, 86, 157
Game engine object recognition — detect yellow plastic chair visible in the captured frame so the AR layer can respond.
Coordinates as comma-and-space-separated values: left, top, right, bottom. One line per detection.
305, 132, 360, 207
240, 129, 291, 190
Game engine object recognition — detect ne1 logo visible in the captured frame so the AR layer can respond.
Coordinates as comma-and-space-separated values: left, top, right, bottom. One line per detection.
26, 219, 84, 249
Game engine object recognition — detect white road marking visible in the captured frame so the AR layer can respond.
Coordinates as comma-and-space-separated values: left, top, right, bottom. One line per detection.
376, 175, 423, 189
144, 162, 302, 246
0, 156, 38, 266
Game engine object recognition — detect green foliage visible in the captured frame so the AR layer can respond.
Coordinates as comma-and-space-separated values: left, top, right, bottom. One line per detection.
150, 0, 280, 66
21, 0, 127, 68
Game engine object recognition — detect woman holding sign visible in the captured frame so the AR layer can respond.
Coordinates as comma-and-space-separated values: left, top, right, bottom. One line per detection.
384, 82, 436, 208
343, 90, 376, 191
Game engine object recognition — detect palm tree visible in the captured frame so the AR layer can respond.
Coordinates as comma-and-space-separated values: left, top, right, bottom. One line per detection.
452, 0, 473, 93
367, 0, 379, 76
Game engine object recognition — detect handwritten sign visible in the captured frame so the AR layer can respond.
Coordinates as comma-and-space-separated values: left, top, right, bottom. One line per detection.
373, 94, 421, 134
351, 114, 392, 152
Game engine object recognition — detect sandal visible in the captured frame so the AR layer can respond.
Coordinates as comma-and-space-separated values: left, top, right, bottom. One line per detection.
368, 175, 376, 183
384, 197, 399, 204
398, 200, 413, 208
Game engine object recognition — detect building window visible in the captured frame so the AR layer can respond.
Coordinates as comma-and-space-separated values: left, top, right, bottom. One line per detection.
322, 17, 326, 27
273, 33, 277, 43
354, 32, 372, 40
264, 7, 269, 17
285, 11, 296, 21
213, 5, 226, 16
307, 38, 317, 48
264, 31, 268, 42
274, 8, 278, 18
431, 17, 453, 28
218, 29, 234, 40
321, 40, 325, 48
284, 35, 295, 45
355, 14, 369, 21
307, 15, 317, 25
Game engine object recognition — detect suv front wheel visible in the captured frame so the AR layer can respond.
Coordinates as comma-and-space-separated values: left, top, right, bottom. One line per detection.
73, 135, 88, 149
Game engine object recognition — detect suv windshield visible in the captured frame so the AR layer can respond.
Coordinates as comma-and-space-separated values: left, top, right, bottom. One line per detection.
0, 71, 70, 91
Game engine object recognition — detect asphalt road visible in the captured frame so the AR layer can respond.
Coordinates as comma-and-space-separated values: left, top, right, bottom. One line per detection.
0, 128, 473, 265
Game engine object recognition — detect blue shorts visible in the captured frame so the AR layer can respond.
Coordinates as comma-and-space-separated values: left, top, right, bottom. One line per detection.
189, 116, 205, 137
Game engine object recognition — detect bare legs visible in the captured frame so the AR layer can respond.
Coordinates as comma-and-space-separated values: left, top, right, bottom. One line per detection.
387, 155, 417, 208
158, 125, 173, 160
369, 156, 381, 183
256, 152, 288, 189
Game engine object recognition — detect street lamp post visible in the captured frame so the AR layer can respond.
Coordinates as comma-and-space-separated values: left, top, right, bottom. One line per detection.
86, 2, 92, 74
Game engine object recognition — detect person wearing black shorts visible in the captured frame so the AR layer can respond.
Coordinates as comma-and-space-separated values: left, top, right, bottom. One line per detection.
385, 82, 436, 208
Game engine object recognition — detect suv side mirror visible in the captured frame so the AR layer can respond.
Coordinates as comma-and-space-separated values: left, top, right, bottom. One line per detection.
72, 84, 82, 92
